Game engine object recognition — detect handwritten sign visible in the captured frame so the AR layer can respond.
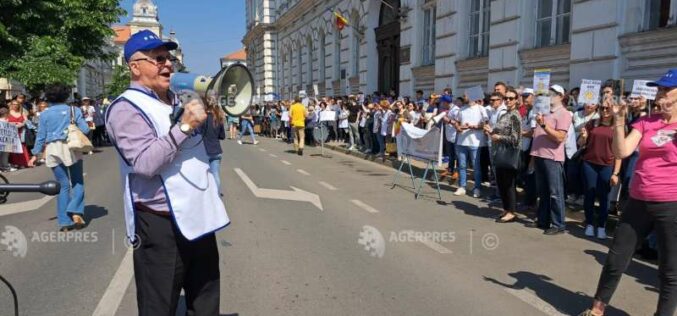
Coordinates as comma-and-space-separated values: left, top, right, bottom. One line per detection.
578, 79, 602, 105
464, 85, 484, 102
0, 121, 23, 153
313, 84, 319, 97
533, 69, 551, 95
630, 80, 658, 100
320, 110, 337, 122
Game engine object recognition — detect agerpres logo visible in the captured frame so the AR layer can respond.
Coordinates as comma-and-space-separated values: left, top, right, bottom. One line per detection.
0, 225, 27, 258
358, 225, 386, 258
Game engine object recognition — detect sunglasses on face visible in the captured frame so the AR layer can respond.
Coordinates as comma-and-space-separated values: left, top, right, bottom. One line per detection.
131, 55, 177, 65
490, 98, 501, 102
601, 106, 611, 111
505, 97, 517, 101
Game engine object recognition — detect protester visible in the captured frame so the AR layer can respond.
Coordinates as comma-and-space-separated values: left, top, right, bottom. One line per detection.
578, 101, 621, 239
0, 108, 15, 172
237, 106, 259, 145
528, 84, 572, 235
290, 96, 306, 155
106, 30, 227, 315
454, 94, 488, 197
7, 99, 32, 168
518, 88, 537, 212
487, 88, 522, 223
91, 98, 107, 147
440, 95, 459, 183
28, 83, 89, 231
202, 95, 226, 196
579, 68, 677, 316
227, 114, 239, 139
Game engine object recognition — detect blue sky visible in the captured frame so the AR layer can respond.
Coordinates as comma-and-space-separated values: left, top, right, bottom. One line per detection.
118, 0, 246, 74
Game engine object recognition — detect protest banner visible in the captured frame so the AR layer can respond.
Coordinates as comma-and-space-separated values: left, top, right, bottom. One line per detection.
578, 79, 602, 105
320, 110, 337, 122
533, 69, 551, 95
464, 85, 484, 102
630, 80, 658, 100
533, 96, 551, 115
399, 123, 442, 163
0, 121, 23, 153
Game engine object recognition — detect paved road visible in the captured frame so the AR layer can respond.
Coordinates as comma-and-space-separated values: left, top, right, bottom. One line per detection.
0, 138, 660, 315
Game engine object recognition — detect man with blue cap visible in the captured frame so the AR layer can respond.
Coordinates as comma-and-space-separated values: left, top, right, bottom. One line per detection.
578, 68, 677, 316
105, 30, 230, 315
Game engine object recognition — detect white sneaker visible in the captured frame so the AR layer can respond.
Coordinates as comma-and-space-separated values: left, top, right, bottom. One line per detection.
597, 227, 607, 239
454, 188, 466, 196
472, 189, 481, 198
253, 140, 259, 145
237, 140, 243, 145
585, 225, 595, 237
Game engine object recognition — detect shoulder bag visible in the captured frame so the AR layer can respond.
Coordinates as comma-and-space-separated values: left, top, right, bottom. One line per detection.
67, 106, 94, 153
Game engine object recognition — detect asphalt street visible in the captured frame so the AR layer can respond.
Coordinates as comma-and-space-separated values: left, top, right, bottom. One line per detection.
0, 137, 662, 316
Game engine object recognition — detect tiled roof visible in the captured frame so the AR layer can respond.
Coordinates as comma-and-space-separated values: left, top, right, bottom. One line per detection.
224, 48, 246, 61
113, 25, 131, 44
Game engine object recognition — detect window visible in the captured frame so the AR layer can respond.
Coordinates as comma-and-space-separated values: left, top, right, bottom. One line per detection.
319, 33, 326, 81
307, 37, 313, 85
536, 0, 571, 48
352, 33, 360, 77
422, 6, 437, 65
334, 32, 341, 80
469, 0, 490, 57
645, 0, 671, 30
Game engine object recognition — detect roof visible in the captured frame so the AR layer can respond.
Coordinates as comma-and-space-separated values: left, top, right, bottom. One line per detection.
223, 49, 246, 61
113, 25, 131, 44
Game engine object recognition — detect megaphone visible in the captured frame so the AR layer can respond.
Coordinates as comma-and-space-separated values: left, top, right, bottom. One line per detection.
170, 63, 254, 117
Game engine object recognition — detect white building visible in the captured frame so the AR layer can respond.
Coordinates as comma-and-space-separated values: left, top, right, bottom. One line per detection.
243, 0, 677, 99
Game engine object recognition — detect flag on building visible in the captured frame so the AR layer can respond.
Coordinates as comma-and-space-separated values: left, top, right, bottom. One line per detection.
334, 10, 349, 31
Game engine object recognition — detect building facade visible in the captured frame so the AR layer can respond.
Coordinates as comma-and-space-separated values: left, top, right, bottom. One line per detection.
243, 0, 677, 99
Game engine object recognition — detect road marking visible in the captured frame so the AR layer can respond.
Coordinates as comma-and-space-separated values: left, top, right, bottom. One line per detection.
269, 154, 278, 158
318, 181, 338, 191
281, 160, 291, 165
297, 169, 310, 176
350, 199, 379, 213
91, 248, 134, 316
234, 168, 323, 211
0, 195, 54, 217
259, 148, 267, 152
504, 288, 567, 316
400, 230, 453, 254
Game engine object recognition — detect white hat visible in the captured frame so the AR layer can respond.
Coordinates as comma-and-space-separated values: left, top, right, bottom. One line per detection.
550, 84, 565, 96
521, 88, 534, 95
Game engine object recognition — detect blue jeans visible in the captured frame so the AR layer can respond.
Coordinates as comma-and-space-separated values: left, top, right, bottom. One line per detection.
445, 141, 456, 173
456, 145, 481, 191
238, 120, 256, 143
376, 133, 385, 156
582, 161, 613, 228
52, 160, 85, 227
209, 154, 222, 194
566, 158, 584, 198
535, 157, 566, 229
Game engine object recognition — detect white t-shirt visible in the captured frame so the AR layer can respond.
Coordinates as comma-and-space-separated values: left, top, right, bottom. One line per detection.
456, 104, 488, 147
444, 105, 460, 143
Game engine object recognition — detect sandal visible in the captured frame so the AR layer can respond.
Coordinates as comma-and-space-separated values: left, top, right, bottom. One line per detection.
72, 214, 86, 228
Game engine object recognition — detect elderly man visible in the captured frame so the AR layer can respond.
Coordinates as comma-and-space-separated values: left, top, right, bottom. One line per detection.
106, 30, 229, 315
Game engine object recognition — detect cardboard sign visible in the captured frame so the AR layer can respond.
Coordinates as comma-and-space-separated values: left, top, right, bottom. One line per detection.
464, 85, 484, 102
280, 111, 290, 122
320, 110, 337, 122
0, 122, 23, 153
578, 79, 602, 105
533, 68, 551, 95
630, 80, 658, 100
533, 96, 551, 115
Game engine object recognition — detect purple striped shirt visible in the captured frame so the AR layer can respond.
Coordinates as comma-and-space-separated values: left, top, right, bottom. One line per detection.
106, 83, 189, 212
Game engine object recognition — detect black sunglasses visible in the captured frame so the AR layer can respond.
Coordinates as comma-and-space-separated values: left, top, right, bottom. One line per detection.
131, 55, 177, 65
504, 97, 517, 101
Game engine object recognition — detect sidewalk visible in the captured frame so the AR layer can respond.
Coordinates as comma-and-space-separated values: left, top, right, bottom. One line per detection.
323, 141, 621, 232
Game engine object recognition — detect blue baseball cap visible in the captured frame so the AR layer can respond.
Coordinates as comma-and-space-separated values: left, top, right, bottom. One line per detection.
647, 68, 677, 88
124, 30, 178, 62
439, 95, 452, 104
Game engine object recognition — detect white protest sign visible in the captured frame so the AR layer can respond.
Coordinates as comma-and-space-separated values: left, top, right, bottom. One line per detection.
320, 110, 337, 122
313, 84, 319, 97
533, 69, 551, 95
578, 79, 602, 105
264, 94, 274, 102
0, 121, 23, 153
281, 111, 290, 122
630, 80, 658, 100
464, 85, 484, 102
533, 96, 551, 115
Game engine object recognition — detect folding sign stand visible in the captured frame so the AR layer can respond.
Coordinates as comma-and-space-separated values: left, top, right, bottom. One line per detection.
391, 155, 442, 200
311, 124, 331, 158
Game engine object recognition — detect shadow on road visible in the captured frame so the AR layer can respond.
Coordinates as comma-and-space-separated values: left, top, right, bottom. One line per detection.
83, 205, 108, 224
175, 295, 238, 316
483, 271, 630, 316
451, 200, 502, 220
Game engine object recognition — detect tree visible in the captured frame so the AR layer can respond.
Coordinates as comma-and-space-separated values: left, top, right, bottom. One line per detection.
106, 65, 130, 98
0, 0, 125, 92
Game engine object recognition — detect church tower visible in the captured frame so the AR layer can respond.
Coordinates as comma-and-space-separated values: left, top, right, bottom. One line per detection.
129, 0, 162, 38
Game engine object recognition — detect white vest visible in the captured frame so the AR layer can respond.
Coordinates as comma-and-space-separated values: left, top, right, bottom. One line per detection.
109, 89, 230, 241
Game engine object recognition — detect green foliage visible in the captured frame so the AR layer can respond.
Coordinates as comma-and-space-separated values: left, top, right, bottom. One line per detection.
0, 0, 126, 91
106, 64, 130, 98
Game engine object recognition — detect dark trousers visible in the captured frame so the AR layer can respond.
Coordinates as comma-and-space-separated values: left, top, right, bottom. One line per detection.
480, 146, 491, 182
133, 210, 220, 316
594, 198, 677, 316
520, 151, 538, 207
582, 161, 613, 228
445, 141, 456, 173
566, 158, 584, 198
535, 157, 566, 229
92, 125, 106, 147
496, 168, 517, 211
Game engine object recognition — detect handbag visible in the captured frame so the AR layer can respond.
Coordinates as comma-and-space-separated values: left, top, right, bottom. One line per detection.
67, 106, 94, 153
493, 142, 521, 170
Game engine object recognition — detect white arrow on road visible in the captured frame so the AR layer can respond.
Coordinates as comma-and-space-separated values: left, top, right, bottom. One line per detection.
234, 168, 323, 211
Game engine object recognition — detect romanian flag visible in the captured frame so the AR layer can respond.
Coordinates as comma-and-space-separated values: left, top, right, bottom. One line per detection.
334, 10, 349, 31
